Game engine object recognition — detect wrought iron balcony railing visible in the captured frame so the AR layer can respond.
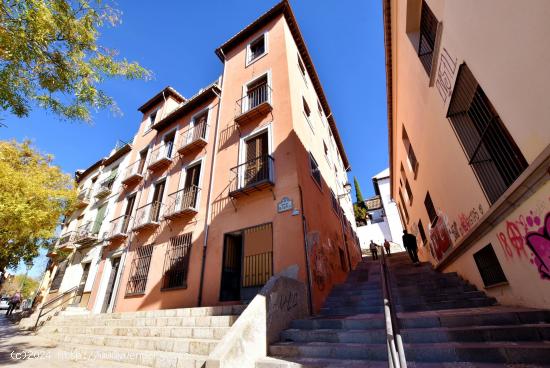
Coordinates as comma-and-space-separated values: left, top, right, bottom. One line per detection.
164, 185, 200, 219
148, 143, 174, 171
122, 159, 145, 185
75, 188, 91, 208
235, 83, 272, 124
74, 221, 100, 246
95, 177, 116, 198
177, 121, 208, 155
229, 154, 274, 198
57, 231, 75, 248
133, 201, 163, 231
106, 214, 132, 241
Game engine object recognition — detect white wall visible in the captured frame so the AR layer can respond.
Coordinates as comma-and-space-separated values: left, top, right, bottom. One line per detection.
378, 176, 404, 246
357, 220, 392, 251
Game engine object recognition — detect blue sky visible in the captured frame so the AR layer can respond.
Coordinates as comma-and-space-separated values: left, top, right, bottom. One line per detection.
1, 0, 388, 278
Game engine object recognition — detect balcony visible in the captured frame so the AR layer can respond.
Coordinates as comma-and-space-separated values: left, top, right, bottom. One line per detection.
95, 177, 116, 198
148, 144, 173, 171
57, 231, 76, 249
177, 121, 208, 155
122, 159, 145, 186
74, 221, 100, 246
132, 202, 163, 231
106, 214, 132, 241
164, 186, 200, 220
229, 155, 274, 198
235, 83, 272, 125
75, 189, 91, 208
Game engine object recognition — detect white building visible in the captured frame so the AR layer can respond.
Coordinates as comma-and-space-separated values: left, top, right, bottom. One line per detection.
357, 168, 404, 252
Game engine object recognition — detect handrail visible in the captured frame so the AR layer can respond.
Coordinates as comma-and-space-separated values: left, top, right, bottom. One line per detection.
34, 286, 78, 329
379, 246, 407, 368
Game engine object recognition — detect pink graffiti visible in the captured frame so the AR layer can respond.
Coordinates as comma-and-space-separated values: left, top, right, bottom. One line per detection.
525, 213, 550, 280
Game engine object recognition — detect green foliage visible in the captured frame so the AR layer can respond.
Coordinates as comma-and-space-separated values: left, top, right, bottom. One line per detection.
354, 203, 368, 227
354, 176, 365, 204
1, 274, 39, 298
0, 0, 151, 122
0, 140, 76, 270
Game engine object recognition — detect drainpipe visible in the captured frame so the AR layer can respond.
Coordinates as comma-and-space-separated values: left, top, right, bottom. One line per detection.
197, 75, 224, 307
298, 185, 314, 315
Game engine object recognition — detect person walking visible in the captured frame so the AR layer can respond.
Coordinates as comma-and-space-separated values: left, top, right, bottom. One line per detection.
6, 291, 21, 316
369, 240, 379, 261
402, 230, 420, 264
383, 239, 391, 256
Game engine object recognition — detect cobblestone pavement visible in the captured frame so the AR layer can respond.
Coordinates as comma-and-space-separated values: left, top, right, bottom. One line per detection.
0, 311, 140, 367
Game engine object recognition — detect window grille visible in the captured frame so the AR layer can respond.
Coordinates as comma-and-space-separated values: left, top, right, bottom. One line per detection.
418, 219, 427, 244
399, 189, 409, 223
309, 154, 321, 187
446, 64, 528, 204
424, 192, 437, 224
162, 233, 193, 289
126, 244, 154, 295
473, 244, 508, 287
418, 0, 438, 75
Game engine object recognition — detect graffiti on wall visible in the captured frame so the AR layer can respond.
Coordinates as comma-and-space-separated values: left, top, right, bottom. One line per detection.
496, 198, 550, 280
428, 211, 454, 261
448, 205, 485, 242
435, 47, 458, 103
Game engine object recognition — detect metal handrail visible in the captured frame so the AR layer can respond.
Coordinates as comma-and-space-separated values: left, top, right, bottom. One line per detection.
108, 214, 132, 238
149, 142, 173, 165
379, 246, 407, 368
230, 154, 274, 192
133, 201, 163, 229
166, 185, 200, 215
123, 159, 145, 180
34, 286, 78, 329
236, 83, 272, 115
178, 121, 208, 149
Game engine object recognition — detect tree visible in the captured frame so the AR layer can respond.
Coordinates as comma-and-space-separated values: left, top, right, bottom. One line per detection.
0, 0, 151, 122
354, 203, 368, 227
354, 176, 365, 205
0, 140, 76, 271
0, 274, 39, 298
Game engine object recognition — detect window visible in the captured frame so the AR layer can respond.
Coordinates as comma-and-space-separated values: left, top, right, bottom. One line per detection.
247, 34, 266, 64
447, 64, 528, 204
330, 189, 338, 213
473, 244, 508, 287
138, 149, 148, 173
317, 100, 323, 116
398, 189, 409, 223
164, 131, 176, 158
418, 219, 427, 245
401, 164, 413, 205
126, 244, 154, 295
418, 0, 438, 75
303, 97, 313, 130
162, 233, 193, 289
309, 153, 321, 188
397, 202, 408, 225
50, 260, 68, 291
339, 248, 347, 272
402, 126, 419, 177
298, 54, 307, 81
245, 74, 270, 111
148, 110, 158, 128
323, 141, 330, 162
424, 192, 437, 225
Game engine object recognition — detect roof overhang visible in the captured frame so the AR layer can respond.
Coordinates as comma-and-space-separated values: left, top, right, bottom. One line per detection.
75, 158, 104, 183
137, 86, 186, 113
215, 0, 351, 171
382, 0, 395, 198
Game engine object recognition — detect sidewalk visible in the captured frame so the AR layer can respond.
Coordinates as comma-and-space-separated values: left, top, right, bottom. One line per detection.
0, 311, 139, 367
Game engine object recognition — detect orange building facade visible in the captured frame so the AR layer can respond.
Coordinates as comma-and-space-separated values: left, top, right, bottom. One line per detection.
48, 1, 361, 315
384, 0, 550, 308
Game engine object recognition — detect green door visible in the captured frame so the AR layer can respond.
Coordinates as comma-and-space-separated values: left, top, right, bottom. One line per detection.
92, 204, 107, 234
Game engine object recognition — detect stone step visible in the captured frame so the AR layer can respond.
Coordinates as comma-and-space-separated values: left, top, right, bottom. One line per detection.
39, 324, 230, 339
44, 314, 239, 328
398, 309, 550, 329
256, 356, 388, 367
58, 342, 207, 368
401, 323, 550, 343
391, 284, 478, 296
393, 290, 487, 303
331, 282, 381, 291
46, 332, 218, 355
322, 299, 383, 308
290, 315, 385, 330
280, 328, 386, 344
269, 342, 387, 360
325, 293, 383, 304
403, 341, 550, 363
329, 288, 382, 297
395, 297, 497, 312
319, 306, 384, 315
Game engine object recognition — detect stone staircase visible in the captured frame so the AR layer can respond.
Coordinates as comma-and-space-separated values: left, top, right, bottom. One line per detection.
37, 305, 245, 368
387, 252, 550, 366
258, 257, 389, 367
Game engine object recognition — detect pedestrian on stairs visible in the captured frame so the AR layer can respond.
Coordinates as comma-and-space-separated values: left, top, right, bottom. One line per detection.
402, 230, 420, 265
383, 239, 391, 256
369, 240, 379, 260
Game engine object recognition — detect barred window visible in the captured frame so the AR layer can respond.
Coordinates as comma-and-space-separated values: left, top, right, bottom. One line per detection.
473, 244, 508, 287
402, 126, 419, 177
50, 260, 68, 291
309, 153, 321, 188
447, 64, 527, 204
418, 219, 427, 245
398, 189, 409, 223
418, 0, 438, 75
126, 244, 154, 295
162, 233, 193, 290
424, 192, 437, 225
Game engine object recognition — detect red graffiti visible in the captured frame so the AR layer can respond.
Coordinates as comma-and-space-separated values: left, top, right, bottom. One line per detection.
506, 221, 528, 258
498, 232, 513, 259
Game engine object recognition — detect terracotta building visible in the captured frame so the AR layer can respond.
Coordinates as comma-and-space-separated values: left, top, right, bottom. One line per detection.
47, 0, 361, 314
384, 0, 550, 308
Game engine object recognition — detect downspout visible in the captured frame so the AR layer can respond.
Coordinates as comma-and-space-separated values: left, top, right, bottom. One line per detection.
298, 185, 313, 315
197, 75, 224, 307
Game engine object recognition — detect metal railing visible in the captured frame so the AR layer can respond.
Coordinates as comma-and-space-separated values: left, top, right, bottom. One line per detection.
75, 221, 100, 243
165, 186, 200, 217
230, 154, 274, 192
34, 286, 78, 329
96, 176, 116, 197
242, 251, 273, 288
57, 231, 75, 247
123, 159, 145, 181
148, 143, 173, 167
133, 201, 163, 229
76, 188, 91, 203
178, 121, 208, 150
237, 83, 272, 115
107, 214, 132, 239
379, 246, 407, 368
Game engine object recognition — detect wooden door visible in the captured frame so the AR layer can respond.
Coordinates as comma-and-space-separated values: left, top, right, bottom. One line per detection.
151, 180, 165, 221
245, 132, 268, 186
184, 163, 201, 208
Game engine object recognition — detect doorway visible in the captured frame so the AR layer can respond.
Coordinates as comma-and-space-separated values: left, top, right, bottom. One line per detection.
73, 262, 90, 305
101, 257, 121, 313
219, 233, 242, 302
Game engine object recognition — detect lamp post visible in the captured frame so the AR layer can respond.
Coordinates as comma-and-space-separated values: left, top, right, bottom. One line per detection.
19, 260, 34, 293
